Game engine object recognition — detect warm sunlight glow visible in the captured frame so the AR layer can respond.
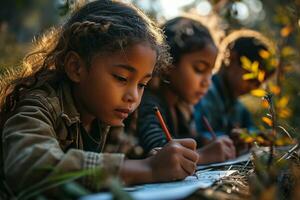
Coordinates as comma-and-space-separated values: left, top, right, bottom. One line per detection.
160, 0, 194, 19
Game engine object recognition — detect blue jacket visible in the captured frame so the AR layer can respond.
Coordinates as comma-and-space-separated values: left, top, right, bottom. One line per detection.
194, 74, 255, 139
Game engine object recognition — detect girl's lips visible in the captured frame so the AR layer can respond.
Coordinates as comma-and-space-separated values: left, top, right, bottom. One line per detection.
114, 108, 131, 119
195, 92, 206, 98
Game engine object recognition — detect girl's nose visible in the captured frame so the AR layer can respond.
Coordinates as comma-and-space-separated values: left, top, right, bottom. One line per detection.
200, 75, 212, 88
123, 86, 139, 103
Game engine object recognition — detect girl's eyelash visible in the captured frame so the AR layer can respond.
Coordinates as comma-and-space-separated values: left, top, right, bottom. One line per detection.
194, 67, 204, 73
113, 74, 147, 88
138, 83, 147, 89
113, 74, 127, 82
193, 65, 211, 74
113, 74, 147, 89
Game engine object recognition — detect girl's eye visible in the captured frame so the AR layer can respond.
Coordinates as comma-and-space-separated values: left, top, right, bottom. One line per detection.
138, 83, 147, 89
193, 65, 211, 74
113, 74, 127, 82
194, 66, 204, 74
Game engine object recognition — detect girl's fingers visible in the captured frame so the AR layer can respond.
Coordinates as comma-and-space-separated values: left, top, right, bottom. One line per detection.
220, 137, 236, 155
221, 137, 234, 147
180, 146, 199, 163
224, 145, 236, 159
179, 156, 197, 176
174, 138, 197, 150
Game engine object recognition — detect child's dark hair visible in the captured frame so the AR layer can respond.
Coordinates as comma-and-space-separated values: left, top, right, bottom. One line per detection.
162, 16, 216, 64
0, 0, 171, 116
216, 29, 277, 73
230, 37, 267, 63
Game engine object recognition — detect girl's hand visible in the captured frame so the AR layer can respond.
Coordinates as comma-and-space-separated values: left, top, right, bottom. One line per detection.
148, 147, 162, 156
230, 128, 252, 156
197, 136, 236, 164
120, 138, 198, 185
146, 139, 199, 182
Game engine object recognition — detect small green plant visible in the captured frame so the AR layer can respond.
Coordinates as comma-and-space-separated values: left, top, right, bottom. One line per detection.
1, 166, 133, 200
243, 94, 300, 200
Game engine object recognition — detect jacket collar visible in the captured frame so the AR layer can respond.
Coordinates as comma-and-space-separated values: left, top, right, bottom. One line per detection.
58, 81, 81, 127
57, 81, 111, 131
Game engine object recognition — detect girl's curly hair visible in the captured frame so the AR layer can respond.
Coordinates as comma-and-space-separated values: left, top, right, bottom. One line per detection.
0, 0, 171, 125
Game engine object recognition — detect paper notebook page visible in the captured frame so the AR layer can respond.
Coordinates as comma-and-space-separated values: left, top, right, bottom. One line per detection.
197, 152, 251, 170
81, 170, 237, 200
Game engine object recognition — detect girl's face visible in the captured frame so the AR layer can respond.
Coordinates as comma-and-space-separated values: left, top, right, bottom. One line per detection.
168, 43, 218, 105
74, 43, 156, 126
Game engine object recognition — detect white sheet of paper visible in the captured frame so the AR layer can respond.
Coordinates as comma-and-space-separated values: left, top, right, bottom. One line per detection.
80, 170, 237, 200
197, 152, 251, 170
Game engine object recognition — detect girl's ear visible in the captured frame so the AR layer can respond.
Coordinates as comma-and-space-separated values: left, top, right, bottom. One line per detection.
163, 64, 176, 75
160, 64, 176, 84
64, 51, 86, 83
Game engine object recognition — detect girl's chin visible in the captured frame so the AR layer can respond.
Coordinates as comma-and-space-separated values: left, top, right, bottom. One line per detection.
106, 119, 125, 127
186, 97, 200, 105
98, 116, 124, 127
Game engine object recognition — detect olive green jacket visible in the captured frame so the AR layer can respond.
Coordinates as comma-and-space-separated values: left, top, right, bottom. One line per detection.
1, 81, 124, 193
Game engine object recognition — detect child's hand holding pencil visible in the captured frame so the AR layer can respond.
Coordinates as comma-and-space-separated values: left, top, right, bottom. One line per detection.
143, 107, 199, 181
197, 115, 236, 164
145, 138, 199, 181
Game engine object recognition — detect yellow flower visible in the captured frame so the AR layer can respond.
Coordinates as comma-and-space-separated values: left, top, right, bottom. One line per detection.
270, 58, 279, 68
277, 96, 289, 108
259, 50, 270, 59
278, 108, 291, 118
281, 46, 295, 57
262, 99, 269, 108
244, 136, 255, 143
251, 89, 267, 97
243, 73, 256, 80
256, 136, 265, 144
262, 116, 273, 127
240, 56, 252, 71
280, 26, 293, 37
270, 85, 281, 95
258, 70, 265, 82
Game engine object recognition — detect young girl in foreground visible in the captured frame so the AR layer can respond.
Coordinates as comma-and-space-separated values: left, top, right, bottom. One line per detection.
0, 0, 199, 194
137, 16, 236, 164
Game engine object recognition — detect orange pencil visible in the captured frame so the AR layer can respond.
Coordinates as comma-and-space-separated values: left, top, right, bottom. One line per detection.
202, 116, 217, 140
153, 106, 173, 141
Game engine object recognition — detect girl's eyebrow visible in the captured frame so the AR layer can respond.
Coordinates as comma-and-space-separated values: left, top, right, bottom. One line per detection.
144, 73, 153, 79
193, 60, 210, 67
113, 64, 136, 72
113, 64, 152, 78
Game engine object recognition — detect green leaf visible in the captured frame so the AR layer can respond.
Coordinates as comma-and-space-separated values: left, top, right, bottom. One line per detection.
62, 182, 90, 197
109, 178, 133, 200
18, 167, 100, 200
